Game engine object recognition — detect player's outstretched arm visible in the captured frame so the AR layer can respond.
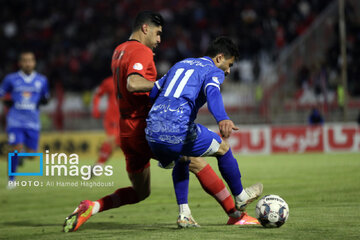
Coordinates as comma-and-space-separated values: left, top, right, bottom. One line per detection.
127, 74, 155, 92
37, 77, 50, 109
206, 85, 238, 138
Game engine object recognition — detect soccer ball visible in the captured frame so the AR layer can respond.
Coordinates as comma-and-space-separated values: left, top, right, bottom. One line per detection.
255, 195, 289, 228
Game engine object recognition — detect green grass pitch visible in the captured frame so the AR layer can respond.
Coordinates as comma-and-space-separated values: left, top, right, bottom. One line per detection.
0, 152, 359, 240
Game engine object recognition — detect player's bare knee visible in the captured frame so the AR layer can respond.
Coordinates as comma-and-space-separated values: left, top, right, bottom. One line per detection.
189, 157, 207, 174
216, 141, 230, 155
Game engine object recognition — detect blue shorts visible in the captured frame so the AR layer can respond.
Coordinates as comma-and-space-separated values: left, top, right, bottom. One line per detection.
147, 124, 222, 167
7, 128, 40, 151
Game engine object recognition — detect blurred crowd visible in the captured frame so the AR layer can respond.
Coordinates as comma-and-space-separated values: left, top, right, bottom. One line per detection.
295, 1, 360, 106
0, 0, 330, 92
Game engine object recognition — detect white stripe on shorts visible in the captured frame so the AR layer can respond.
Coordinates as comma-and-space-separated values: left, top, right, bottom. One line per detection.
200, 138, 220, 157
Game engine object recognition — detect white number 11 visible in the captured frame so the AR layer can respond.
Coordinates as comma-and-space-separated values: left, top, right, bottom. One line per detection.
164, 68, 194, 98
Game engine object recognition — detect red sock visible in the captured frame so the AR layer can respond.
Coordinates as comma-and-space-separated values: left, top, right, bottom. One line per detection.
97, 187, 139, 212
96, 142, 113, 164
196, 164, 237, 215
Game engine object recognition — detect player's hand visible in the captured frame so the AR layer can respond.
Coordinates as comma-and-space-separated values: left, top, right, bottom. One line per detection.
218, 119, 239, 139
92, 109, 101, 118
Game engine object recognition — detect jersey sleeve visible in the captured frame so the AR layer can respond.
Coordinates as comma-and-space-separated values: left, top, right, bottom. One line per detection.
206, 86, 230, 123
0, 75, 13, 97
41, 77, 50, 100
96, 78, 109, 98
102, 77, 114, 94
204, 70, 229, 123
125, 48, 154, 78
149, 73, 167, 102
203, 69, 225, 95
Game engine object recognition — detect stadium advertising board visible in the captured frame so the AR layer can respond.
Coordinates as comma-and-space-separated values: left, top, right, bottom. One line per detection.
1, 124, 359, 159
223, 123, 360, 154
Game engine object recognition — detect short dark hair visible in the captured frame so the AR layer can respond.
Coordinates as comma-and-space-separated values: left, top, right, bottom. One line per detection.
133, 11, 164, 31
205, 37, 239, 60
18, 50, 35, 60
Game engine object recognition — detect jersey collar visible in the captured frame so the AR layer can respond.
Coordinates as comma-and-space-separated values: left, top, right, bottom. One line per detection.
128, 39, 155, 55
201, 56, 215, 65
128, 39, 141, 43
18, 70, 37, 83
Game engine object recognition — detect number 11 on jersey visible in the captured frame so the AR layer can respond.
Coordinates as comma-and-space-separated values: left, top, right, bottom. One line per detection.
164, 68, 194, 98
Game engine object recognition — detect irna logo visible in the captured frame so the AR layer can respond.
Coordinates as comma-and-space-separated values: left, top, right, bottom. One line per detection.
8, 150, 113, 180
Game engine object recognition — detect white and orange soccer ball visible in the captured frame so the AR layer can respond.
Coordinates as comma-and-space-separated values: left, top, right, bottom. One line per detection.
255, 195, 289, 228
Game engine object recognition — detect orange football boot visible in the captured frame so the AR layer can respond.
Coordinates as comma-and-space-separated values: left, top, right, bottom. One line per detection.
63, 200, 95, 232
227, 212, 260, 225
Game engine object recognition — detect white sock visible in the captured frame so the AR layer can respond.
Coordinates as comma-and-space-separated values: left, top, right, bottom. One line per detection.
179, 204, 191, 216
235, 189, 250, 203
92, 201, 100, 215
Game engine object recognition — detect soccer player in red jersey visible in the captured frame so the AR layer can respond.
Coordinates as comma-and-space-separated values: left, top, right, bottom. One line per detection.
63, 11, 258, 232
91, 76, 120, 166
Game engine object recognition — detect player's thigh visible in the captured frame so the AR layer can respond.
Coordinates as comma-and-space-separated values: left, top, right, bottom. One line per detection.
147, 140, 181, 168
23, 129, 40, 152
183, 124, 222, 157
7, 128, 25, 149
120, 135, 152, 174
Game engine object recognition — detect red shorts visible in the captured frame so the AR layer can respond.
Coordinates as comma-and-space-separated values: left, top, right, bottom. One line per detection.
119, 134, 153, 174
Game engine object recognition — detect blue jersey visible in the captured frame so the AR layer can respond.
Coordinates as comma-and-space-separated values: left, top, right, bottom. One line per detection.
0, 71, 49, 130
146, 56, 229, 144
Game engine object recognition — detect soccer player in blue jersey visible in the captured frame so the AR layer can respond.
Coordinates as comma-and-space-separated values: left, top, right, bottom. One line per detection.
0, 51, 50, 188
146, 37, 263, 227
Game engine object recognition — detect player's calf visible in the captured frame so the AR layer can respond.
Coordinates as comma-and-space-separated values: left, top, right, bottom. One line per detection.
188, 157, 207, 174
128, 168, 151, 201
213, 143, 264, 212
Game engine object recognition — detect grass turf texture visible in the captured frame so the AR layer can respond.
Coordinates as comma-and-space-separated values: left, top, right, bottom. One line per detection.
0, 152, 359, 240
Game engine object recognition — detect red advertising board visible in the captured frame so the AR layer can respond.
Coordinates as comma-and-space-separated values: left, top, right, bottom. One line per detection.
228, 128, 270, 154
270, 126, 323, 153
211, 124, 360, 154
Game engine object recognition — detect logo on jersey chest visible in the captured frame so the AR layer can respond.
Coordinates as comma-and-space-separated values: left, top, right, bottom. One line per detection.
22, 91, 32, 99
133, 63, 143, 70
35, 81, 42, 89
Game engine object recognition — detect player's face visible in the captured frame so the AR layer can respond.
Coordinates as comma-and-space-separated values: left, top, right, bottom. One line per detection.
146, 25, 162, 50
19, 53, 36, 74
217, 55, 235, 76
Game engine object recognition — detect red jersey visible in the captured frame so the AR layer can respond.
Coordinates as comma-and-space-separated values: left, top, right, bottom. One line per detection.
111, 40, 157, 137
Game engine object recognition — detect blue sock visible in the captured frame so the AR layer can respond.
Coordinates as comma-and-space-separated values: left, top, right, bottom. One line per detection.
217, 148, 243, 195
172, 160, 190, 205
9, 152, 19, 181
